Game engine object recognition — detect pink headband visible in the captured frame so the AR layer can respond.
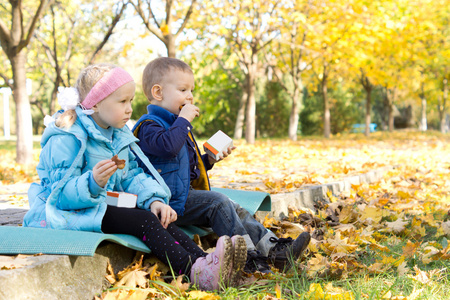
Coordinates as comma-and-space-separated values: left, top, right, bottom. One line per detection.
81, 67, 134, 109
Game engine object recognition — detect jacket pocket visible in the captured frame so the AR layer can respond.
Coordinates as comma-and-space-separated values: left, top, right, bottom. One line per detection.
154, 162, 180, 175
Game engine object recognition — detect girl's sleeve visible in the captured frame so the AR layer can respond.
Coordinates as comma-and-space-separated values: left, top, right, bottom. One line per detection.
43, 135, 105, 210
121, 149, 170, 211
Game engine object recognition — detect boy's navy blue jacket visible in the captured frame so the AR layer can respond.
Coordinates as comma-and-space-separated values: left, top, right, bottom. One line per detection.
133, 105, 213, 215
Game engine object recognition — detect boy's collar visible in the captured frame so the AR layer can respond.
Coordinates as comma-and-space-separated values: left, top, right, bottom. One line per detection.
146, 104, 177, 121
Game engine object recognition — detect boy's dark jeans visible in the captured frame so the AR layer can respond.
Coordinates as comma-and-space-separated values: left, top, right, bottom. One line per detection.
175, 189, 278, 256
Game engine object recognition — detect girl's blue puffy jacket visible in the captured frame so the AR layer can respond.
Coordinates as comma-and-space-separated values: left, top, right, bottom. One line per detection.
23, 107, 171, 232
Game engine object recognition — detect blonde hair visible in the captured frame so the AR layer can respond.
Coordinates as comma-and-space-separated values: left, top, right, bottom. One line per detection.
142, 57, 193, 101
56, 63, 117, 128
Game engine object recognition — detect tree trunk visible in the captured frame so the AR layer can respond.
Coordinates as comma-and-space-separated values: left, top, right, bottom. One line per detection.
364, 90, 372, 137
245, 69, 256, 144
388, 104, 394, 131
419, 83, 427, 131
361, 74, 372, 137
166, 34, 176, 58
288, 82, 302, 141
386, 88, 396, 132
439, 78, 448, 133
322, 70, 330, 138
11, 51, 34, 165
233, 83, 248, 139
50, 75, 62, 115
420, 97, 427, 131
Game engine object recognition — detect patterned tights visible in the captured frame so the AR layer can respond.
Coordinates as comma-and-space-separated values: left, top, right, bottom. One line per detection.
101, 205, 206, 275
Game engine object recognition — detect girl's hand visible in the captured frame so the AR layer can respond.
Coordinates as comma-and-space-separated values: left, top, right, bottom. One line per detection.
150, 201, 178, 228
208, 146, 236, 165
93, 159, 117, 188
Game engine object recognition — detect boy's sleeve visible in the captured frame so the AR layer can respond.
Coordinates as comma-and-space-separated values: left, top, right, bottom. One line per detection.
137, 118, 192, 158
121, 149, 170, 210
201, 154, 215, 171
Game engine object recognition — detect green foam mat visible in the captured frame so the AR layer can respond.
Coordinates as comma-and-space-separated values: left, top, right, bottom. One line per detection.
211, 187, 271, 214
0, 226, 150, 256
0, 189, 271, 256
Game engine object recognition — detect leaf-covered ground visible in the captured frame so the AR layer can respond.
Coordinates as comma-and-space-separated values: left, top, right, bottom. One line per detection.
208, 131, 450, 194
1, 131, 450, 299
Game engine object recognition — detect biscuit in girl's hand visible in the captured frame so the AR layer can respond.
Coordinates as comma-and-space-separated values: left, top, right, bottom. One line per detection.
111, 155, 126, 169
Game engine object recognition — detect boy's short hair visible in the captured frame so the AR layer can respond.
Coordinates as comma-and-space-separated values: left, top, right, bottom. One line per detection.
142, 57, 193, 101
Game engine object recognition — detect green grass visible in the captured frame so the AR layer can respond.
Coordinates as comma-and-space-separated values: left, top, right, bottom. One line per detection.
0, 139, 41, 151
4, 131, 450, 299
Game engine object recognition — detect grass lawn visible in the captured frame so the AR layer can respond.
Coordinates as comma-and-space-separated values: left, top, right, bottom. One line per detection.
2, 131, 450, 299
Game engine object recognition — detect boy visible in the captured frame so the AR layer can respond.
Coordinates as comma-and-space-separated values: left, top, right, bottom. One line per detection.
133, 57, 310, 273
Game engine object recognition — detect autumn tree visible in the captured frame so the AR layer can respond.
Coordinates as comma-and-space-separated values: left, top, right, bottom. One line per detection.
0, 0, 53, 165
346, 0, 386, 136
306, 0, 356, 138
130, 0, 197, 58
377, 3, 417, 131
266, 0, 314, 141
32, 1, 127, 117
198, 0, 280, 144
409, 0, 450, 132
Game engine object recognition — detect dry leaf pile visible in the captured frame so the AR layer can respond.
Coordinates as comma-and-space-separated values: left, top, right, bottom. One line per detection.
260, 135, 450, 299
2, 131, 450, 299
208, 132, 450, 194
0, 150, 39, 185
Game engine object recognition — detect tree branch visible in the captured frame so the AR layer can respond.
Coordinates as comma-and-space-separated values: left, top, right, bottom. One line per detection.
0, 19, 12, 47
88, 1, 126, 64
166, 0, 173, 29
60, 18, 76, 79
0, 72, 12, 88
131, 0, 164, 41
175, 0, 196, 36
20, 0, 54, 52
34, 33, 56, 68
146, 0, 160, 28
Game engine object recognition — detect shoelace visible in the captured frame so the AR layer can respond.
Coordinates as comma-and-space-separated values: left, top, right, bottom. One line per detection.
247, 250, 267, 263
269, 237, 293, 252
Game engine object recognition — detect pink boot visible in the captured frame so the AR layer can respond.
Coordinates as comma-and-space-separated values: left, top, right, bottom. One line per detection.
229, 235, 247, 287
190, 235, 233, 291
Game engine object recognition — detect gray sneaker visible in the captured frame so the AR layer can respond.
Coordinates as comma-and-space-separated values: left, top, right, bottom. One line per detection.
243, 250, 272, 274
267, 232, 311, 271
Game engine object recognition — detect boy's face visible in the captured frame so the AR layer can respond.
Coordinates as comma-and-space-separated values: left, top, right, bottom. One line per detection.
154, 69, 195, 115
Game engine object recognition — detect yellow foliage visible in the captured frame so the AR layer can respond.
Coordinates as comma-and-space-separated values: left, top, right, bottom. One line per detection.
307, 283, 355, 300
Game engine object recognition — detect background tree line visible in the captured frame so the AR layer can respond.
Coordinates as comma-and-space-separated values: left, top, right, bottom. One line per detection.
0, 0, 449, 165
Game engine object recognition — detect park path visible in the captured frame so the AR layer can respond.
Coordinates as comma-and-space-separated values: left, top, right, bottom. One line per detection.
0, 183, 30, 226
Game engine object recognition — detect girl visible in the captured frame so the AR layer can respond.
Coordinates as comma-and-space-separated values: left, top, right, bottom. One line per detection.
23, 63, 246, 291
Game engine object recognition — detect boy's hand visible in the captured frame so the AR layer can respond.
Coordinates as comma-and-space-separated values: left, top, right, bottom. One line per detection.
208, 146, 236, 165
93, 159, 118, 188
178, 104, 199, 123
150, 201, 178, 229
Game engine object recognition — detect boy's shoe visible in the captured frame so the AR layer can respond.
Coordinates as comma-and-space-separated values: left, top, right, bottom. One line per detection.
243, 250, 272, 274
267, 232, 311, 271
229, 235, 247, 287
190, 235, 233, 291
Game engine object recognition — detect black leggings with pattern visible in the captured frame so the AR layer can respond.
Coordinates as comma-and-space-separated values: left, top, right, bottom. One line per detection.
101, 205, 206, 275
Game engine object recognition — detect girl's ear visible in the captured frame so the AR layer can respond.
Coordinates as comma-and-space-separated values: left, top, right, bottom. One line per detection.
151, 84, 163, 101
91, 103, 100, 112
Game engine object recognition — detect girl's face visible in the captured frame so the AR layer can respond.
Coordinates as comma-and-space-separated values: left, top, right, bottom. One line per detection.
91, 81, 135, 129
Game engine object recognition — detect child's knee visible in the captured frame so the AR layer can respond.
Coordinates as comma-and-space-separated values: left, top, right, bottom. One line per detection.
212, 192, 233, 208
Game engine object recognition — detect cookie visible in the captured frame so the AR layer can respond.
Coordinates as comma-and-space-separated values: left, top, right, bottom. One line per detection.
111, 155, 126, 169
